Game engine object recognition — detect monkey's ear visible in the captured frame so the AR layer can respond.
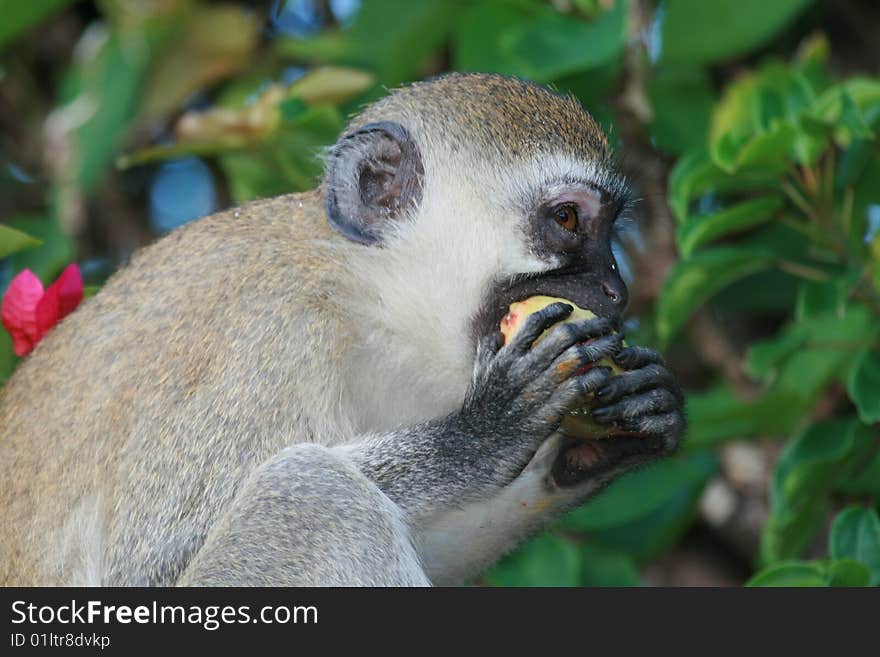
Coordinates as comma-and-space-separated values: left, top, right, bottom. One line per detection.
325, 121, 424, 245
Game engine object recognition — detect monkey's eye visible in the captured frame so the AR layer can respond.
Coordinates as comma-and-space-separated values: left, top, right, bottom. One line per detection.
552, 204, 578, 232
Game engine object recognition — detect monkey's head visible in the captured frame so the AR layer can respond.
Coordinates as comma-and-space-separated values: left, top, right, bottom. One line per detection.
325, 73, 630, 380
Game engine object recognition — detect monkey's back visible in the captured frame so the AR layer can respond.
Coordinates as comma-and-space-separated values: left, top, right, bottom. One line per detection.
0, 191, 352, 585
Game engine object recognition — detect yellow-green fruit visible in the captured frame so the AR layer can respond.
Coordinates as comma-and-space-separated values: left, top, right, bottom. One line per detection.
500, 295, 623, 439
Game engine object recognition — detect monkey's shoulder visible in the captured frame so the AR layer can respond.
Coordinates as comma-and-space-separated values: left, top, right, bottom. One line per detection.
15, 190, 346, 379
94, 191, 337, 302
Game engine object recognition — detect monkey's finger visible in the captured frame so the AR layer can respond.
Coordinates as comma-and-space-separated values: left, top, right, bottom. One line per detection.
538, 367, 612, 421
517, 316, 618, 373
614, 411, 686, 441
474, 333, 504, 373
594, 364, 676, 404
519, 368, 610, 440
514, 365, 610, 427
591, 388, 679, 424
612, 345, 667, 370
504, 302, 573, 356
516, 332, 622, 385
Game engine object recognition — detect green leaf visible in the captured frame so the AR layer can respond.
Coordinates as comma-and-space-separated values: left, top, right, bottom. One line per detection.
558, 451, 715, 564
762, 420, 877, 564
583, 482, 710, 563
579, 543, 641, 587
647, 66, 715, 155
656, 247, 776, 345
279, 97, 308, 123
502, 0, 627, 81
746, 560, 829, 587
59, 19, 176, 193
684, 385, 763, 447
838, 452, 880, 497
774, 420, 873, 503
813, 78, 880, 124
278, 0, 461, 87
746, 559, 870, 586
0, 224, 42, 259
747, 274, 865, 377
747, 331, 806, 380
0, 329, 17, 387
830, 507, 880, 586
772, 305, 878, 398
4, 216, 74, 283
708, 62, 814, 173
845, 148, 880, 256
667, 150, 777, 224
833, 93, 875, 147
668, 151, 722, 223
0, 0, 75, 49
121, 68, 371, 169
453, 1, 529, 76
560, 450, 717, 531
454, 1, 627, 82
219, 105, 344, 202
139, 4, 260, 122
794, 34, 832, 93
737, 299, 877, 443
848, 350, 880, 424
713, 269, 799, 315
712, 121, 798, 174
487, 533, 582, 587
677, 196, 783, 257
660, 0, 814, 65
793, 113, 834, 165
826, 559, 871, 587
795, 277, 851, 320
285, 66, 375, 106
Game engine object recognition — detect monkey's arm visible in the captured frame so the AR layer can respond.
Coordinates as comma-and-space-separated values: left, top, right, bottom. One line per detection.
177, 444, 431, 586
339, 304, 619, 529
397, 344, 685, 585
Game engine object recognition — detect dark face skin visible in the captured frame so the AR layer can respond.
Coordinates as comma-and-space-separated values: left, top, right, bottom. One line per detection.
470, 178, 680, 488
472, 181, 629, 340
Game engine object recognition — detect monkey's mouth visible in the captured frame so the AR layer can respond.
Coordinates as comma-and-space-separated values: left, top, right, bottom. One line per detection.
550, 432, 660, 487
472, 273, 624, 344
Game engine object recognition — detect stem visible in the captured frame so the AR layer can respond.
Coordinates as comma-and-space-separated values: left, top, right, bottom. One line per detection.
822, 148, 836, 216
776, 260, 830, 282
841, 186, 854, 239
779, 214, 829, 245
782, 181, 821, 223
800, 165, 819, 197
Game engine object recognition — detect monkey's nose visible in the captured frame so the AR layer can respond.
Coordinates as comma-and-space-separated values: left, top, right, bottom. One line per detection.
601, 280, 625, 305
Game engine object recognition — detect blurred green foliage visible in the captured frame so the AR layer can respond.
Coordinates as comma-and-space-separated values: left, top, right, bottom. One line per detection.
1, 0, 878, 586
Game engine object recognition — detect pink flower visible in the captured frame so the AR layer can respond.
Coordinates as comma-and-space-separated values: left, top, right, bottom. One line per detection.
1, 264, 83, 357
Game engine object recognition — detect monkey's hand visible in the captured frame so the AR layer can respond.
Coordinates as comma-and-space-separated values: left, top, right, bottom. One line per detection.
551, 344, 686, 487
339, 302, 620, 533
458, 301, 622, 485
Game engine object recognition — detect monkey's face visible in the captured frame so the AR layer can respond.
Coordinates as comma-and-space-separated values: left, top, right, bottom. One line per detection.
323, 78, 630, 370
464, 154, 631, 342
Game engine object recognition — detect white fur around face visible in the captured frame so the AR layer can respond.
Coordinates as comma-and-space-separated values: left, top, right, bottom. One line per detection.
340, 151, 547, 430
499, 152, 629, 215
338, 147, 624, 434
